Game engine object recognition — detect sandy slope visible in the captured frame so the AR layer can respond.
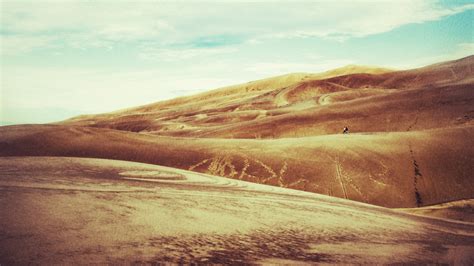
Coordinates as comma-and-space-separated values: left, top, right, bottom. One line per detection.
59, 64, 399, 135
0, 57, 473, 264
60, 56, 473, 138
1, 124, 473, 208
0, 156, 472, 264
40, 56, 474, 209
398, 200, 474, 223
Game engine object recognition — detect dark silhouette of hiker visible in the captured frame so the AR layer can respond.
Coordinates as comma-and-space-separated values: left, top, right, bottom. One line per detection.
343, 126, 349, 134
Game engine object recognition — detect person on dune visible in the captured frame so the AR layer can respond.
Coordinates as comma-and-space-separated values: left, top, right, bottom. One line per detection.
343, 126, 349, 134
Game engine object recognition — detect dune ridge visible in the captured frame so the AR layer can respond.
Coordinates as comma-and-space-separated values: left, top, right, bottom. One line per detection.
61, 56, 473, 138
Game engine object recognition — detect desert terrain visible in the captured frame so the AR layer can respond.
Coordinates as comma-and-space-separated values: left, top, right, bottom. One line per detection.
1, 157, 473, 264
1, 124, 473, 208
1, 56, 473, 263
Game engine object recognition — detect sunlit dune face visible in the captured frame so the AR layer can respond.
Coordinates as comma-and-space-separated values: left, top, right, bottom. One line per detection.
61, 56, 474, 140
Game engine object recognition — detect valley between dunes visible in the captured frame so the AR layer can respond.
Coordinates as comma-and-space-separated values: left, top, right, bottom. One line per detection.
1, 56, 473, 263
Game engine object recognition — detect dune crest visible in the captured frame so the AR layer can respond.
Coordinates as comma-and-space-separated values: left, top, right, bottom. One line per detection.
60, 56, 473, 138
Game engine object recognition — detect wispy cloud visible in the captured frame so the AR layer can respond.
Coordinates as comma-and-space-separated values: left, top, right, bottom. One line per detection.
2, 0, 472, 55
1, 1, 172, 34
190, 35, 244, 48
0, 35, 57, 55
264, 2, 474, 41
138, 47, 238, 61
1, 1, 172, 53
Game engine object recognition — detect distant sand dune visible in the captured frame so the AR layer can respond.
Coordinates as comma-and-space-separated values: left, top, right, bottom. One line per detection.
60, 56, 473, 139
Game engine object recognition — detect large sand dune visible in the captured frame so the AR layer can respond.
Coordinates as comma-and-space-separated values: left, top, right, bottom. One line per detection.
61, 56, 473, 138
1, 157, 472, 264
50, 56, 474, 208
1, 56, 473, 263
1, 124, 473, 208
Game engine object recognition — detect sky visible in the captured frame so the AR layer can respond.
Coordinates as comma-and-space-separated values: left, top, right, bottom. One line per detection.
1, 0, 473, 125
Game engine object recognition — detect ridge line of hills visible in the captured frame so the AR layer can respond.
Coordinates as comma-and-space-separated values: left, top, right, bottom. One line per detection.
60, 55, 473, 138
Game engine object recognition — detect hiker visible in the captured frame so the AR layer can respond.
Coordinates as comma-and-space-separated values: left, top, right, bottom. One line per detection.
343, 126, 349, 134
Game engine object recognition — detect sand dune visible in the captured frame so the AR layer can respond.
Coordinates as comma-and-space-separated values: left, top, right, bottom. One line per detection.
1, 124, 472, 208
60, 56, 473, 138
398, 200, 474, 223
1, 56, 473, 263
2, 57, 473, 208
1, 157, 472, 264
59, 64, 397, 135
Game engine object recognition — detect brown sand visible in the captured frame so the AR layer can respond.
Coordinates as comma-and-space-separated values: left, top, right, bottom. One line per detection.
1, 157, 472, 264
1, 124, 472, 208
1, 56, 473, 264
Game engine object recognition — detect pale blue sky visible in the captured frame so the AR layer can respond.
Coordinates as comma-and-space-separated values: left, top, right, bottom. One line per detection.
1, 0, 473, 125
